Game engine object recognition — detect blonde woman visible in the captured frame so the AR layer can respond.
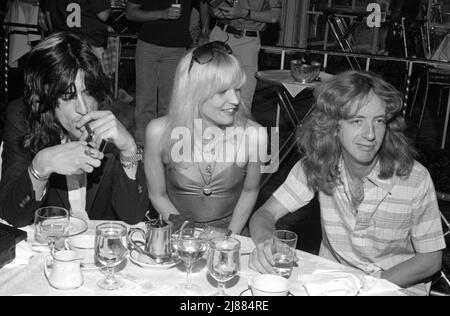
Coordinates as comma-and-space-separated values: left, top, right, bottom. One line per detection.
144, 41, 267, 234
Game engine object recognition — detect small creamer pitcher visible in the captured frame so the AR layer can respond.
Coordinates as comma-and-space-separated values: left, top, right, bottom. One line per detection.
44, 250, 84, 290
127, 217, 173, 264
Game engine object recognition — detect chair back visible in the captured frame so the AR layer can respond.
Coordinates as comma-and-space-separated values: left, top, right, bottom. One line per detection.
0, 141, 3, 181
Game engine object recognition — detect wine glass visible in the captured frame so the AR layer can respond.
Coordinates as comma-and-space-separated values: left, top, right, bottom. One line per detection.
207, 236, 240, 296
173, 227, 208, 293
34, 207, 70, 254
95, 222, 128, 291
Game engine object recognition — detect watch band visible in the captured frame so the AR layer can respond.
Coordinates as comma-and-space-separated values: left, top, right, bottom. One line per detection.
120, 146, 143, 166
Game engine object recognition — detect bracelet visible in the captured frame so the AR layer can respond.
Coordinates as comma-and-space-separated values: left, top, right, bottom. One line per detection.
121, 161, 139, 169
29, 163, 50, 181
120, 146, 143, 168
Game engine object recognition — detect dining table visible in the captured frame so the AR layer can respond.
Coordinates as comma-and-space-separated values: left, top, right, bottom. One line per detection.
0, 219, 404, 296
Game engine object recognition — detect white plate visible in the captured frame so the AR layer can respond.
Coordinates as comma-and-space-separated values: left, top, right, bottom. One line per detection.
129, 250, 181, 270
64, 217, 88, 238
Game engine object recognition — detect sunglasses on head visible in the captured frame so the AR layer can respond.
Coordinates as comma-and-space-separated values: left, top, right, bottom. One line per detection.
188, 41, 233, 72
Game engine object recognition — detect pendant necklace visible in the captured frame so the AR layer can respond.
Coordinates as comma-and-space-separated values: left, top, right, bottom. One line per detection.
196, 159, 217, 196
194, 127, 223, 196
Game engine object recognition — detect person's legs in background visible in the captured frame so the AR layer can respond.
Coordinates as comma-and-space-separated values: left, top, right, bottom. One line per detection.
157, 46, 186, 117
210, 26, 260, 114
134, 40, 160, 146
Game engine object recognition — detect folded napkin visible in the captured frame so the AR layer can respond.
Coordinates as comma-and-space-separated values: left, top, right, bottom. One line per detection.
3, 241, 34, 269
282, 83, 308, 98
300, 270, 364, 296
359, 276, 400, 296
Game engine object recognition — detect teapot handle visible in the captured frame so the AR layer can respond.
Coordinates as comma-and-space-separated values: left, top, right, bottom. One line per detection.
44, 255, 53, 280
127, 228, 146, 255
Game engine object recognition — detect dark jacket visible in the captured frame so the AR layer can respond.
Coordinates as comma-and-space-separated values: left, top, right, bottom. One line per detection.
0, 98, 149, 227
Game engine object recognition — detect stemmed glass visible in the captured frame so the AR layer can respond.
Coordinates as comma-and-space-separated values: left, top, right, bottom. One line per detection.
34, 207, 70, 254
173, 227, 208, 293
207, 236, 240, 296
95, 222, 128, 291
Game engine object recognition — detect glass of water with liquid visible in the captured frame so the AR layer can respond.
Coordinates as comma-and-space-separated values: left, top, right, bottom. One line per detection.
272, 230, 298, 278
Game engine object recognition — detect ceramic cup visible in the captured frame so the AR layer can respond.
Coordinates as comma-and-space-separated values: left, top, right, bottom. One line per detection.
249, 274, 290, 296
65, 234, 96, 265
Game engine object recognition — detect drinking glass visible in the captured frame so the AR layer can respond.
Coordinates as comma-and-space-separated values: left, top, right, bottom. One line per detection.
173, 228, 208, 293
34, 207, 70, 253
207, 236, 240, 296
95, 222, 128, 290
272, 230, 298, 278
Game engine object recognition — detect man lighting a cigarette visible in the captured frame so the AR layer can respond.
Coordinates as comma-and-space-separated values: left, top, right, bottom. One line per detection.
0, 33, 149, 227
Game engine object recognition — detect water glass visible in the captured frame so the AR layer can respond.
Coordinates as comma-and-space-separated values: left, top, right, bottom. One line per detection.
173, 228, 208, 293
207, 236, 240, 296
95, 222, 128, 290
34, 206, 70, 253
272, 230, 297, 278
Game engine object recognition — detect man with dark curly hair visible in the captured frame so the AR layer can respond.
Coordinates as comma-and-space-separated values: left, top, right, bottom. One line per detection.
0, 32, 148, 227
249, 70, 446, 296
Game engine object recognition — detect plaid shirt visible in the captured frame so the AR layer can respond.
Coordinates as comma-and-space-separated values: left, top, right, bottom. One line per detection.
273, 158, 446, 295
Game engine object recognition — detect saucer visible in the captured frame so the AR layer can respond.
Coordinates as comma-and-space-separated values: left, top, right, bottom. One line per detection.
80, 262, 99, 271
240, 288, 252, 296
129, 250, 181, 270
239, 288, 294, 296
63, 217, 88, 238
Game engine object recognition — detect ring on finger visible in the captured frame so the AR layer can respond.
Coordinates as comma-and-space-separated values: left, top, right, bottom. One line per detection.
84, 146, 96, 157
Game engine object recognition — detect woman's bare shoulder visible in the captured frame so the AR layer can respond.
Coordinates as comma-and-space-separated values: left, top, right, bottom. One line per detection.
146, 117, 169, 138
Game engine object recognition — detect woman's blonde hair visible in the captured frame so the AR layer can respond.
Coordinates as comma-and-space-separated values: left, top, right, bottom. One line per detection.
161, 46, 248, 158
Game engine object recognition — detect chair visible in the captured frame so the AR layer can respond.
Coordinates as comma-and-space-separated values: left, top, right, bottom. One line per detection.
0, 141, 3, 181
407, 24, 450, 150
430, 191, 450, 296
321, 7, 369, 70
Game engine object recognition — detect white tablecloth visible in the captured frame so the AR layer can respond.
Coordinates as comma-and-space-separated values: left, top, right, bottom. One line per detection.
256, 70, 333, 98
0, 220, 404, 296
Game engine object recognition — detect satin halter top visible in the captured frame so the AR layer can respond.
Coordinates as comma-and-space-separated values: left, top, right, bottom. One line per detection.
164, 162, 247, 223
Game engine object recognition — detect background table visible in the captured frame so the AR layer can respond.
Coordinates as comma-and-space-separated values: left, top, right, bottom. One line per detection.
0, 220, 403, 296
256, 70, 333, 186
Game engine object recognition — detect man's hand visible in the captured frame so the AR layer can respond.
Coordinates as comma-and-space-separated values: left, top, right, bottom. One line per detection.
76, 111, 137, 157
160, 6, 182, 20
218, 5, 248, 20
248, 237, 276, 274
34, 142, 104, 176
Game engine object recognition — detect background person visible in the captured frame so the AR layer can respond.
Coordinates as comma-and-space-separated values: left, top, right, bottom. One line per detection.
144, 41, 267, 234
40, 0, 111, 59
126, 0, 194, 146
249, 70, 446, 296
200, 0, 281, 113
0, 33, 148, 227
